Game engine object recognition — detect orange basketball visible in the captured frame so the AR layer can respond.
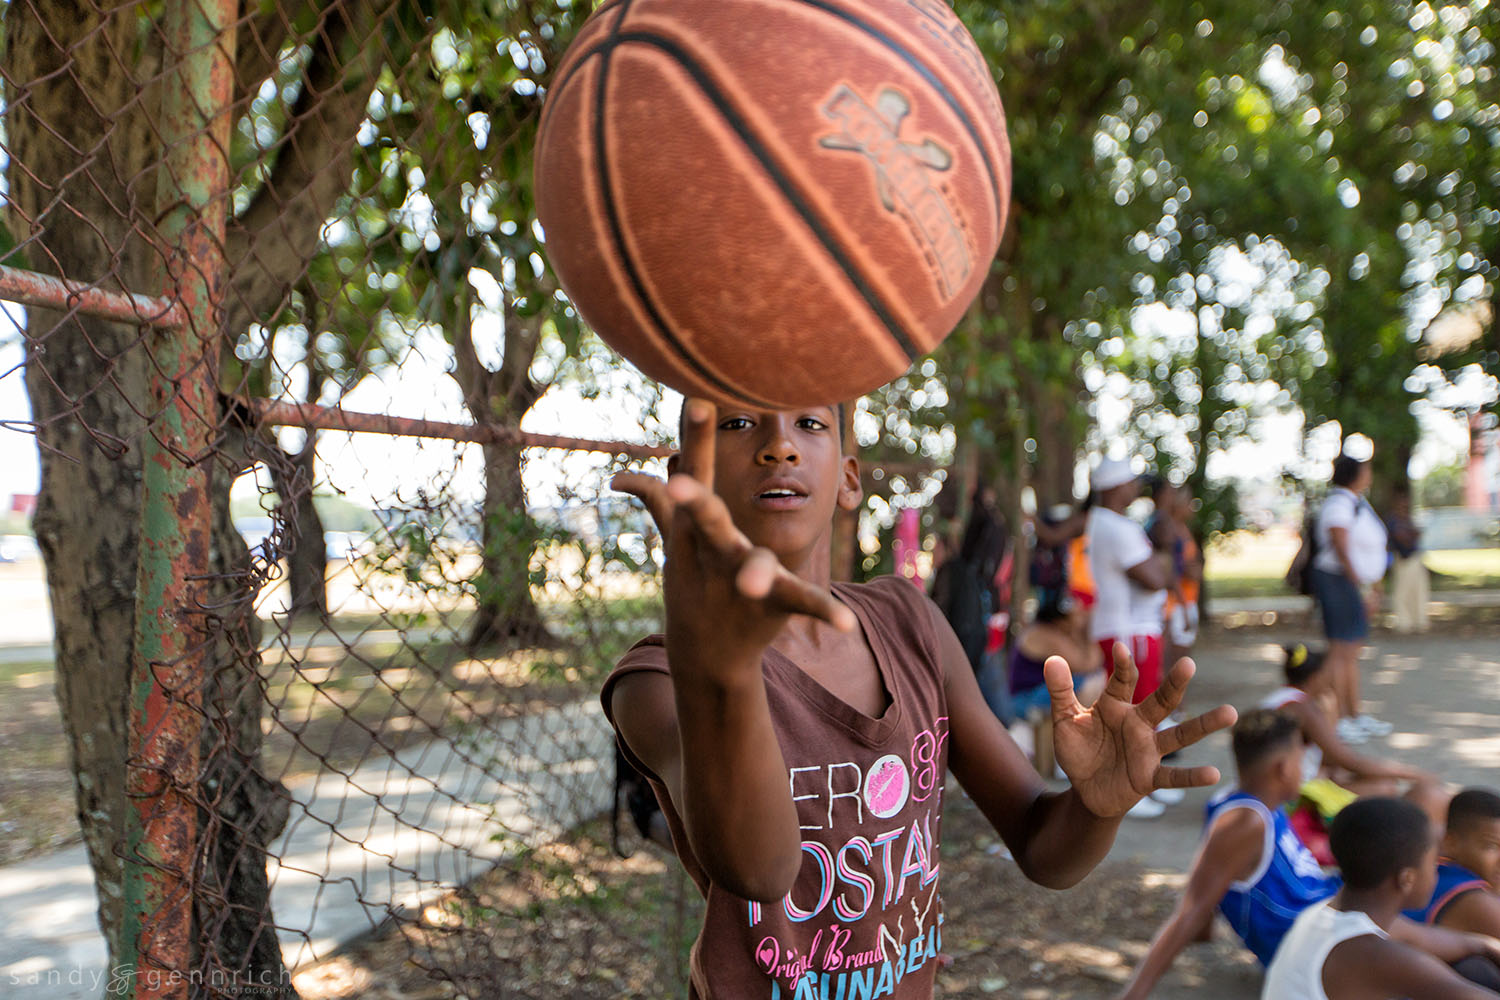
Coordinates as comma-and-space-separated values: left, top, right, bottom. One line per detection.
534, 0, 1010, 410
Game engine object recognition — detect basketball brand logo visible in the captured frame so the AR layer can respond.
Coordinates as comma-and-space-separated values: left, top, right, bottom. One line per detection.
819, 86, 971, 298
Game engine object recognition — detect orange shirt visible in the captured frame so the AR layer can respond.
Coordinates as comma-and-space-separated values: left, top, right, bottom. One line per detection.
1067, 533, 1095, 605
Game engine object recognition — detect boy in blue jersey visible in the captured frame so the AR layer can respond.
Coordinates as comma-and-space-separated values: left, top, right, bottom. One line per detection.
1117, 709, 1337, 998
1119, 713, 1498, 998
1404, 788, 1500, 980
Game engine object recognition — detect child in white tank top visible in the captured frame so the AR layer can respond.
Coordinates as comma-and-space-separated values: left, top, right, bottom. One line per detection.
1262, 797, 1500, 1000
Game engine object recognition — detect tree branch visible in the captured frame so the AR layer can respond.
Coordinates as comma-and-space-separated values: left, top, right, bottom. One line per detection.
233, 0, 319, 105
225, 0, 400, 337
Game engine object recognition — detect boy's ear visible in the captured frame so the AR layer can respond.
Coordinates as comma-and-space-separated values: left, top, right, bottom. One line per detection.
837, 453, 863, 512
1278, 749, 1302, 786
1396, 865, 1418, 896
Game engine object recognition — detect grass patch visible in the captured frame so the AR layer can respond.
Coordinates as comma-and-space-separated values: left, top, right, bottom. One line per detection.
1205, 528, 1500, 598
0, 659, 78, 863
1425, 549, 1500, 588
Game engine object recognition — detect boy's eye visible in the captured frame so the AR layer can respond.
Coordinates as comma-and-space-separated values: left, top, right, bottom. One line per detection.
718, 416, 752, 431
797, 416, 828, 431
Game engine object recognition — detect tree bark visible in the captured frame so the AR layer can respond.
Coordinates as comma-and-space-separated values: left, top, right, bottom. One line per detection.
6, 2, 167, 964
266, 431, 330, 622
1, 3, 360, 985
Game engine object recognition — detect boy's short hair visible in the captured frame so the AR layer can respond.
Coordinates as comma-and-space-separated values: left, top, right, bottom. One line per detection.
1328, 797, 1432, 890
1231, 708, 1302, 773
1447, 788, 1500, 838
1282, 643, 1328, 687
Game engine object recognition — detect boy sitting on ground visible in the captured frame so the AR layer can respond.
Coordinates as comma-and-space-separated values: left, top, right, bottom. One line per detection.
1263, 796, 1500, 999
603, 400, 1235, 999
1404, 789, 1500, 958
1116, 709, 1340, 999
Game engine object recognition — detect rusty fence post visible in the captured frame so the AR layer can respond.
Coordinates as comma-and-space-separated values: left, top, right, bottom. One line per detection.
121, 0, 237, 997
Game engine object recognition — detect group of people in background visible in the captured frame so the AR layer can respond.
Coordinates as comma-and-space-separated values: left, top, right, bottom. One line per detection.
934, 441, 1436, 771
936, 455, 1208, 818
926, 442, 1500, 997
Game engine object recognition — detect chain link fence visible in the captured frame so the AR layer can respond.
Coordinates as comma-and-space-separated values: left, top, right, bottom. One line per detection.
0, 1, 705, 996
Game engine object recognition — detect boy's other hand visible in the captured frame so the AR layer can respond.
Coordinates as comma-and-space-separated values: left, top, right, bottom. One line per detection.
611, 399, 855, 673
1045, 644, 1237, 819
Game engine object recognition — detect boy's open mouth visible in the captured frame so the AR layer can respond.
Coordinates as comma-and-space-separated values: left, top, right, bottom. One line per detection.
753, 478, 809, 509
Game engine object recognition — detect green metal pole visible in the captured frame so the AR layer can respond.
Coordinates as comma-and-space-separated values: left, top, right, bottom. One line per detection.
122, 1, 237, 997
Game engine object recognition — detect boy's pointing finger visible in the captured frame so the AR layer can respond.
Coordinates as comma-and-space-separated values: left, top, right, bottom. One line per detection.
766, 569, 857, 632
611, 472, 673, 535
678, 398, 718, 486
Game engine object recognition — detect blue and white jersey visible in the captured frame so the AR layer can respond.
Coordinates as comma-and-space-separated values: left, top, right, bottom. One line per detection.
1402, 860, 1490, 925
1204, 788, 1340, 966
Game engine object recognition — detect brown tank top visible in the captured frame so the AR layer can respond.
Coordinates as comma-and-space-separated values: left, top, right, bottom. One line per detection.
602, 576, 950, 999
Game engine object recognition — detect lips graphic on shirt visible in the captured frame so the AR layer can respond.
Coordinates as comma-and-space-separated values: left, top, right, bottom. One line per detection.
864, 754, 910, 818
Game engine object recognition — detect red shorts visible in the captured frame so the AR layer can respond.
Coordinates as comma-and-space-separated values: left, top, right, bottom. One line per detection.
1098, 634, 1163, 704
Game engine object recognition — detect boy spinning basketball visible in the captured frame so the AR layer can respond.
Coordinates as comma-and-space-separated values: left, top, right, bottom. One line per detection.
603, 400, 1236, 998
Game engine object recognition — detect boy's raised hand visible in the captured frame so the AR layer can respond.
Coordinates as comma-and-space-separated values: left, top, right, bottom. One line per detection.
611, 399, 855, 671
1045, 644, 1237, 818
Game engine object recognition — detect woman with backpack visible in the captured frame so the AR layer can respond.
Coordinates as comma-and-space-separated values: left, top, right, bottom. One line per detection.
1309, 453, 1392, 745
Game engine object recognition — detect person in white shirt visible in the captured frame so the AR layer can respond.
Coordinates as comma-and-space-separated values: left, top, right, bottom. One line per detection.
1086, 457, 1175, 816
1309, 454, 1390, 744
1262, 796, 1500, 1000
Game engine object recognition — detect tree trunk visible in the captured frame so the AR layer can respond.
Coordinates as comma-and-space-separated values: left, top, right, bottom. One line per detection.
267, 433, 330, 622
445, 248, 556, 651
468, 437, 552, 648
7, 2, 164, 964
3, 4, 321, 984
1030, 379, 1081, 507
198, 440, 294, 994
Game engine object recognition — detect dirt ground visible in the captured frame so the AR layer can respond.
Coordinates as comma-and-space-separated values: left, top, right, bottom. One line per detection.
288, 603, 1500, 999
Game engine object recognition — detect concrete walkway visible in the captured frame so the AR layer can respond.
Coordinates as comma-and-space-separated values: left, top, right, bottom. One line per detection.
0, 697, 615, 999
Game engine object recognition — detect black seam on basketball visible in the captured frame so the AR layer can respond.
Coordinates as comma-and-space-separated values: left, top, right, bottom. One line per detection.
784, 0, 1002, 213
592, 42, 789, 411
544, 0, 638, 116
611, 30, 921, 362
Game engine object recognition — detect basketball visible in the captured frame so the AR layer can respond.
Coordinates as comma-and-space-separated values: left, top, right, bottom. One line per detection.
534, 0, 1010, 410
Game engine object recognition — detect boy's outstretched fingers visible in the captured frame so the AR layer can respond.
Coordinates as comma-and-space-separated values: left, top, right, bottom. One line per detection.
1043, 655, 1084, 716
1138, 656, 1197, 728
666, 473, 751, 555
767, 567, 858, 632
1153, 703, 1239, 790
736, 547, 855, 630
1101, 640, 1139, 703
611, 471, 673, 537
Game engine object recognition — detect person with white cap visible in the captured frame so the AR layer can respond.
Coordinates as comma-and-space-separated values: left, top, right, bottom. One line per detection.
1087, 456, 1178, 817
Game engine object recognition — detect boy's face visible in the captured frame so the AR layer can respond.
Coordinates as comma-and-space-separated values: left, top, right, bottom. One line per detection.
1401, 835, 1442, 910
1444, 818, 1500, 886
704, 405, 861, 561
